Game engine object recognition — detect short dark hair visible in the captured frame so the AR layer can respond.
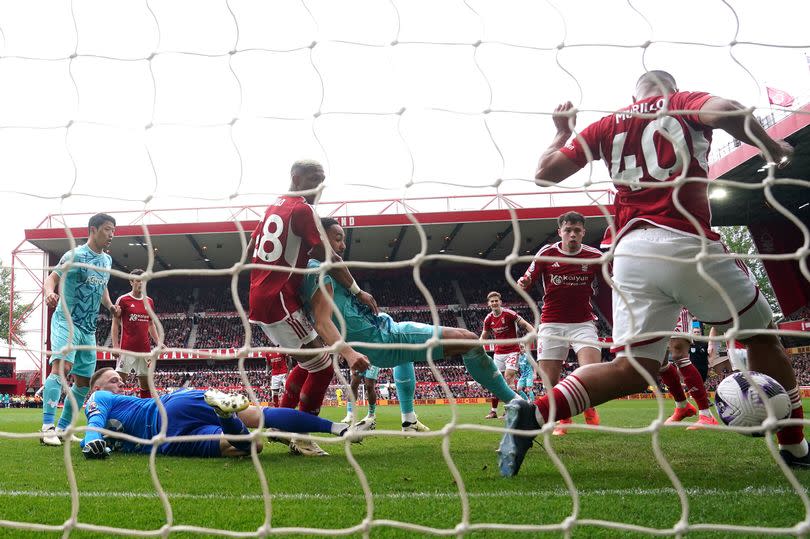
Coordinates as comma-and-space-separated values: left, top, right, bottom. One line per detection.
291, 159, 324, 177
636, 70, 677, 92
88, 213, 115, 232
129, 268, 145, 277
89, 367, 114, 389
558, 211, 585, 227
487, 291, 501, 300
320, 217, 340, 231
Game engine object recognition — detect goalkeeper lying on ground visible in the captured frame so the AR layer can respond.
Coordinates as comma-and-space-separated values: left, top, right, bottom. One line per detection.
79, 367, 352, 459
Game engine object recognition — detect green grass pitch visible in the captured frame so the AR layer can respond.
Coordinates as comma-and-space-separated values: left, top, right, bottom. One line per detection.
1, 400, 808, 538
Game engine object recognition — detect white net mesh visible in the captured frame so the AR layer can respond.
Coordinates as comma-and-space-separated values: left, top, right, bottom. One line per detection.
2, 0, 810, 536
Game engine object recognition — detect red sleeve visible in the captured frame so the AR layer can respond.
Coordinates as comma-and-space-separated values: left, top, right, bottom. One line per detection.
522, 256, 544, 286
114, 295, 123, 306
483, 314, 492, 331
251, 219, 262, 241
292, 203, 323, 248
559, 121, 603, 168
670, 91, 714, 127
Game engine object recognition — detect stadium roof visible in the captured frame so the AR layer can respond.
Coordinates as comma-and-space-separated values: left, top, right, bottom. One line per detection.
23, 190, 615, 272
21, 105, 810, 272
708, 102, 810, 226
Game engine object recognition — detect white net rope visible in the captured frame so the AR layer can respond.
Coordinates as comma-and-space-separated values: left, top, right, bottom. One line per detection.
1, 0, 809, 537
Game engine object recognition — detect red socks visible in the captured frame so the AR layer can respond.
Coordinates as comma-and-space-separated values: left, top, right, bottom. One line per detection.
534, 375, 590, 423
491, 397, 499, 410
659, 362, 687, 402
298, 366, 334, 415
675, 360, 710, 410
280, 365, 308, 409
777, 386, 806, 446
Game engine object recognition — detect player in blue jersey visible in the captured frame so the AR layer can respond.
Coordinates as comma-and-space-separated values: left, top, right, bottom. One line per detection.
80, 368, 353, 459
41, 213, 121, 447
515, 344, 535, 401
295, 218, 518, 431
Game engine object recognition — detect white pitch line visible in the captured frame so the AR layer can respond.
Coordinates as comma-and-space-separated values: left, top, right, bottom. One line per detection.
0, 486, 805, 502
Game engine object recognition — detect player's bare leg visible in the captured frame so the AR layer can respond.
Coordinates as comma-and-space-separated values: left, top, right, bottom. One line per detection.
742, 330, 808, 466
577, 346, 602, 427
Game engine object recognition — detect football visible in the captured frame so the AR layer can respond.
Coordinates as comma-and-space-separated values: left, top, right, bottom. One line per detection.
715, 371, 791, 436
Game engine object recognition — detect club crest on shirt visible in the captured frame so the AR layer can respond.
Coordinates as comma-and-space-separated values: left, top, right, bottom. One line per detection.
85, 400, 99, 417
582, 264, 589, 271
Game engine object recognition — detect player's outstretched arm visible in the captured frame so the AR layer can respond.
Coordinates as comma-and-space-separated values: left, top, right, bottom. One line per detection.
536, 101, 584, 184
698, 97, 793, 164
310, 244, 379, 314
310, 284, 371, 372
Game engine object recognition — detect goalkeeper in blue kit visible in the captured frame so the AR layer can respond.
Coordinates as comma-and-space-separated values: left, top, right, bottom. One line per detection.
296, 218, 518, 431
80, 368, 352, 459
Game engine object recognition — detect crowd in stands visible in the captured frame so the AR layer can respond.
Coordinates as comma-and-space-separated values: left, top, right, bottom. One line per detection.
0, 394, 41, 408
192, 316, 275, 349
461, 268, 527, 306
792, 353, 810, 386
363, 272, 461, 307
161, 317, 194, 348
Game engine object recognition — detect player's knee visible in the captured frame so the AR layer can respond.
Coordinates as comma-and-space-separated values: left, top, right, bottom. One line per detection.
614, 357, 657, 394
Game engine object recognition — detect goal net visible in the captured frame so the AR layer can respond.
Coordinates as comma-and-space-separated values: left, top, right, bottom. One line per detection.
1, 0, 809, 536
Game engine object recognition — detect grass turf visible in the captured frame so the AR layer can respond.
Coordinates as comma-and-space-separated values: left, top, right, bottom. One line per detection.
1, 400, 809, 538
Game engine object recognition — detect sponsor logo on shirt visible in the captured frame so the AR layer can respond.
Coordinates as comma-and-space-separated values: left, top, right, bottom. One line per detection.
550, 274, 590, 286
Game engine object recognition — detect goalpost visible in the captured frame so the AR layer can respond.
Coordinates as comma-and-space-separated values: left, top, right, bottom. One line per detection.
1, 0, 809, 536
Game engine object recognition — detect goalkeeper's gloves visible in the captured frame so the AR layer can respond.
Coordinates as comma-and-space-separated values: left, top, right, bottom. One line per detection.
82, 439, 111, 459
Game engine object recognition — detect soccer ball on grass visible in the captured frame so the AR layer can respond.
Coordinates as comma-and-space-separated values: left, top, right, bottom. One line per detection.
714, 371, 791, 436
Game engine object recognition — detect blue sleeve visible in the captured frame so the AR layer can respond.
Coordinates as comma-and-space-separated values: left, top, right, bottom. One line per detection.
301, 259, 335, 302
81, 391, 110, 447
53, 250, 73, 278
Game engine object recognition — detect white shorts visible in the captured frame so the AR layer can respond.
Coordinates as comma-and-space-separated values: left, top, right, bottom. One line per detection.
611, 228, 772, 364
271, 373, 287, 392
116, 354, 149, 377
494, 352, 519, 373
252, 308, 317, 350
537, 321, 599, 361
728, 348, 748, 372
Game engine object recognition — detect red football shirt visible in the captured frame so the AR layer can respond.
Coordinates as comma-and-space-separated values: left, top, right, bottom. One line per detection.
248, 195, 323, 324
559, 91, 716, 247
522, 242, 602, 324
266, 352, 288, 376
483, 308, 521, 354
115, 293, 154, 353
